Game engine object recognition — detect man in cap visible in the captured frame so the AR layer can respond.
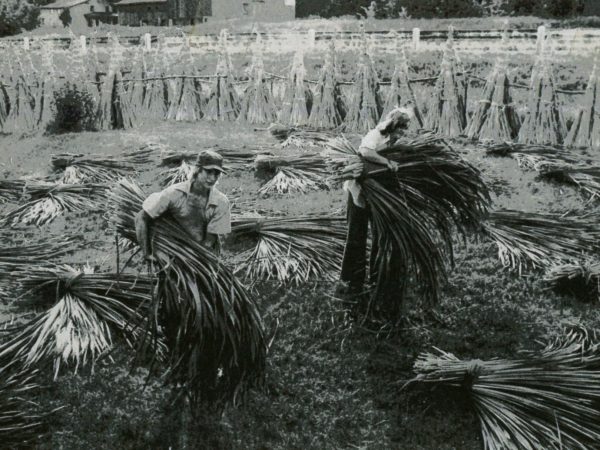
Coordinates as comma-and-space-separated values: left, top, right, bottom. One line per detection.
135, 149, 231, 258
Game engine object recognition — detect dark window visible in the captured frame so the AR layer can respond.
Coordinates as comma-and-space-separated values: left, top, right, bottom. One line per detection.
242, 2, 250, 14
90, 5, 94, 11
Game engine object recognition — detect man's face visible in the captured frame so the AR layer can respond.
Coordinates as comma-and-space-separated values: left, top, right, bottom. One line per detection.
194, 167, 221, 189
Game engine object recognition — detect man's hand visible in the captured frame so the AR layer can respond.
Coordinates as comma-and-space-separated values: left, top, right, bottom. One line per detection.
387, 160, 400, 172
144, 253, 158, 264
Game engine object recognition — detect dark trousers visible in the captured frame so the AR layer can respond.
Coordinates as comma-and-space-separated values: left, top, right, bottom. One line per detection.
340, 194, 378, 288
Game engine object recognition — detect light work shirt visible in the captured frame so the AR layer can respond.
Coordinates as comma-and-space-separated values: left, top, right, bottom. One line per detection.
343, 128, 390, 208
143, 181, 231, 244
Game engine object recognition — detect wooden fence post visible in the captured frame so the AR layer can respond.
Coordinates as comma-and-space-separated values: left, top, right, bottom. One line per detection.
536, 25, 546, 53
144, 33, 152, 50
23, 37, 30, 51
308, 28, 315, 49
80, 35, 87, 53
412, 27, 420, 51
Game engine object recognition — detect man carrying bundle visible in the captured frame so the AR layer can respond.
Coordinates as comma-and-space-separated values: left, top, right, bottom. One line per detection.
339, 107, 413, 296
135, 149, 231, 257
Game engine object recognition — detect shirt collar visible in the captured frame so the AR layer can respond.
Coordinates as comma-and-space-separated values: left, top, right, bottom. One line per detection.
176, 180, 219, 206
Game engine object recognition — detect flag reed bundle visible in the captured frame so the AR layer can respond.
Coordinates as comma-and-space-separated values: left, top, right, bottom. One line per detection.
565, 53, 600, 150
205, 30, 240, 121
0, 180, 25, 203
0, 235, 80, 273
36, 41, 57, 131
518, 42, 566, 146
160, 146, 270, 170
481, 209, 600, 271
108, 179, 266, 408
172, 39, 203, 122
466, 55, 520, 142
409, 327, 600, 450
142, 36, 168, 121
124, 46, 146, 126
540, 165, 600, 201
279, 49, 313, 126
382, 34, 423, 131
231, 214, 346, 284
424, 28, 467, 137
257, 167, 327, 195
238, 32, 278, 124
3, 60, 37, 134
544, 262, 600, 302
0, 183, 107, 227
161, 160, 194, 186
328, 135, 489, 310
308, 40, 346, 129
0, 265, 152, 379
255, 153, 329, 194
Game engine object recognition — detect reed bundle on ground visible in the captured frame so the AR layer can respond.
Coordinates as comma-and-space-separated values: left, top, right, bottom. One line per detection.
160, 146, 270, 171
255, 152, 329, 193
466, 58, 520, 142
518, 47, 566, 146
481, 209, 600, 271
409, 327, 600, 450
308, 41, 346, 129
205, 34, 240, 121
238, 35, 278, 124
0, 180, 25, 203
0, 265, 151, 378
279, 49, 313, 126
343, 49, 382, 133
0, 183, 107, 227
108, 179, 266, 408
170, 40, 203, 122
544, 261, 600, 302
424, 33, 467, 137
258, 168, 328, 195
231, 214, 346, 284
540, 165, 600, 201
142, 39, 168, 121
382, 36, 423, 131
565, 54, 600, 150
0, 235, 80, 273
328, 134, 489, 312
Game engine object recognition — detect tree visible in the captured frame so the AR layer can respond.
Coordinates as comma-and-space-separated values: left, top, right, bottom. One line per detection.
58, 7, 71, 26
0, 0, 39, 37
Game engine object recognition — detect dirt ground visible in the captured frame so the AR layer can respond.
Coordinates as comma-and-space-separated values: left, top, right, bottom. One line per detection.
2, 121, 600, 449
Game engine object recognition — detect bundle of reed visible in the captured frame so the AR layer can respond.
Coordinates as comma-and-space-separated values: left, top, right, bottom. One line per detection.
0, 179, 25, 203
205, 32, 240, 121
381, 36, 423, 131
0, 182, 107, 227
257, 167, 328, 195
0, 364, 53, 447
255, 153, 329, 178
0, 265, 152, 378
142, 40, 168, 121
172, 40, 203, 122
343, 28, 382, 133
328, 135, 489, 310
481, 209, 600, 271
281, 128, 341, 149
124, 47, 146, 126
35, 41, 57, 131
424, 36, 467, 137
543, 261, 600, 302
160, 147, 269, 170
518, 51, 566, 146
279, 49, 313, 126
0, 81, 8, 129
52, 148, 154, 172
565, 54, 600, 150
161, 160, 194, 186
238, 41, 278, 124
409, 328, 600, 450
0, 235, 80, 273
466, 59, 520, 142
540, 165, 600, 201
231, 214, 346, 284
108, 179, 266, 408
3, 74, 37, 134
308, 40, 346, 129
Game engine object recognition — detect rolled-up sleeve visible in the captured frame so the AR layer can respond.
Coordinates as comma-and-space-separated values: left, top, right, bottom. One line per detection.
143, 190, 172, 219
207, 201, 231, 235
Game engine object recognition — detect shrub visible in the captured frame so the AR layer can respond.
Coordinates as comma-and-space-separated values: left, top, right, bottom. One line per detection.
58, 7, 71, 27
47, 83, 96, 134
397, 0, 484, 18
0, 0, 39, 37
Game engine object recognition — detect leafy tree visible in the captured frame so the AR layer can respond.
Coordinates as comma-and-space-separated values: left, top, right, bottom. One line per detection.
58, 7, 71, 26
0, 0, 39, 37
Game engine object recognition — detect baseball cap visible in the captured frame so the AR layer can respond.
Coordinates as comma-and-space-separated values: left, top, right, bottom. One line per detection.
195, 150, 226, 173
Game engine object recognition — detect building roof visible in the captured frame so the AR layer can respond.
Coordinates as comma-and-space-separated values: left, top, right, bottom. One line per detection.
40, 0, 89, 9
113, 0, 166, 5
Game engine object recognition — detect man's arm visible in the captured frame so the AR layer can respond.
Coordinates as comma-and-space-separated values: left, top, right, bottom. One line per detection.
135, 210, 154, 259
360, 147, 399, 171
202, 233, 218, 250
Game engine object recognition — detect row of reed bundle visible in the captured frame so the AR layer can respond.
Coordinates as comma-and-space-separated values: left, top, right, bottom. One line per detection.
0, 265, 152, 378
231, 214, 346, 284
327, 134, 490, 314
382, 34, 423, 131
481, 209, 600, 271
0, 182, 108, 227
543, 261, 600, 302
108, 179, 266, 408
517, 41, 567, 146
279, 49, 313, 126
408, 327, 600, 450
166, 38, 204, 122
565, 53, 600, 150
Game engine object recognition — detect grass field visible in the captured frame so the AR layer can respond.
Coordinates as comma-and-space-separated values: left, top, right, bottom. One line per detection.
1, 119, 600, 449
